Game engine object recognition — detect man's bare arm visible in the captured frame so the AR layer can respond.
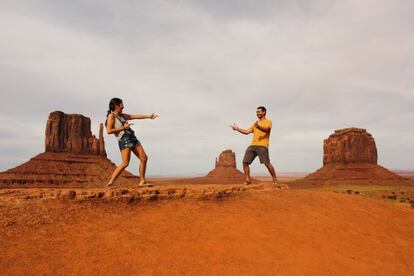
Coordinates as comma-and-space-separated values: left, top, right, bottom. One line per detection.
230, 124, 253, 135
255, 122, 271, 133
123, 113, 159, 120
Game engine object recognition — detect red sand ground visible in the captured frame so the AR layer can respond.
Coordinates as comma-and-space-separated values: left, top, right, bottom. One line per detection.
1, 184, 414, 275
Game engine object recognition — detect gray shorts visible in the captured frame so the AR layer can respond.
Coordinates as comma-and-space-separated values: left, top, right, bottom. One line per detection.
243, 146, 270, 165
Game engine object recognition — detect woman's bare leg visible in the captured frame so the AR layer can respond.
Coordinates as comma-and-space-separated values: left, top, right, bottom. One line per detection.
132, 145, 148, 185
107, 148, 132, 186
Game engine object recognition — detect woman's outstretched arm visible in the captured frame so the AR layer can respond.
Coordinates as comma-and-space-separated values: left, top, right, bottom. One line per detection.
122, 113, 159, 120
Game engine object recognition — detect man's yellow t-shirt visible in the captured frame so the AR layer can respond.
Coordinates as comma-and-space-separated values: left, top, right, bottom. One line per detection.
249, 118, 272, 148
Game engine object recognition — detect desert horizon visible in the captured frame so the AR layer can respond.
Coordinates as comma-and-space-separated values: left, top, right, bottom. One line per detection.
145, 169, 414, 179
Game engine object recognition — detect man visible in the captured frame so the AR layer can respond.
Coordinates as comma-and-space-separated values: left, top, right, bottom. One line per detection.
230, 106, 278, 185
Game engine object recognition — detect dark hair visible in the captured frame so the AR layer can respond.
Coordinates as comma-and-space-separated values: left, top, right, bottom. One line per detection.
257, 106, 267, 115
105, 98, 123, 126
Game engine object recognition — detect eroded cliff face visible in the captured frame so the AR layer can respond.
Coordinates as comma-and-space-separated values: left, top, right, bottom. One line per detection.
323, 128, 377, 165
45, 111, 106, 156
215, 149, 237, 168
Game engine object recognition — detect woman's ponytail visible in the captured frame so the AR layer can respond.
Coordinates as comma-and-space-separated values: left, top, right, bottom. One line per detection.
105, 98, 123, 127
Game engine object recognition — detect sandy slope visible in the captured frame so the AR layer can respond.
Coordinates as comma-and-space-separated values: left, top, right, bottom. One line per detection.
1, 187, 414, 275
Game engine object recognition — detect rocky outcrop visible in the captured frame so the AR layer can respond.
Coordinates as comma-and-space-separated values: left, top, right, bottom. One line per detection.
298, 127, 409, 186
323, 128, 377, 165
0, 184, 253, 203
207, 150, 244, 179
45, 111, 106, 156
0, 111, 138, 187
215, 150, 237, 168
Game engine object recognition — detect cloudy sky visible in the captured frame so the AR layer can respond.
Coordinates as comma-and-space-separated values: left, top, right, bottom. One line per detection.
1, 0, 413, 176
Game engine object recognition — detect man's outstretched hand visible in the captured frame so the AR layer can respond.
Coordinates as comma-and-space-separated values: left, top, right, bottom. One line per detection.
230, 123, 239, 131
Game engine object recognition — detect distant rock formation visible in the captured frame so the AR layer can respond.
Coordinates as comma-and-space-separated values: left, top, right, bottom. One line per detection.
45, 111, 106, 156
323, 128, 377, 165
298, 127, 410, 186
169, 150, 248, 185
0, 111, 137, 187
216, 149, 237, 168
206, 150, 245, 179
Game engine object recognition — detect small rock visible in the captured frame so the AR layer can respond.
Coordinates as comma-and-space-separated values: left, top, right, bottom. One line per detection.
5, 220, 15, 227
126, 196, 135, 204
149, 194, 158, 201
67, 190, 76, 199
275, 184, 290, 190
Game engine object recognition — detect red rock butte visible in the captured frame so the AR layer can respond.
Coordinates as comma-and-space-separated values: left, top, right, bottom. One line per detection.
0, 111, 138, 187
323, 128, 377, 165
169, 150, 250, 184
206, 149, 244, 179
45, 111, 106, 156
299, 127, 410, 186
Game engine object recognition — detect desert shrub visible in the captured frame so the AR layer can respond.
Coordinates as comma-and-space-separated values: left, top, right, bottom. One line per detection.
346, 190, 352, 194
387, 194, 397, 200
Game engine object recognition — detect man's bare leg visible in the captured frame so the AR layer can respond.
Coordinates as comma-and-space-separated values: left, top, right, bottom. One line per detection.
265, 162, 278, 183
243, 162, 251, 184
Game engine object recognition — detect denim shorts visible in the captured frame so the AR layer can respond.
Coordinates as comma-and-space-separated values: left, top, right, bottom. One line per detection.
118, 133, 141, 151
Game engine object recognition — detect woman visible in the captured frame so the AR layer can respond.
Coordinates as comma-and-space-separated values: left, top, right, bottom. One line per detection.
106, 98, 159, 187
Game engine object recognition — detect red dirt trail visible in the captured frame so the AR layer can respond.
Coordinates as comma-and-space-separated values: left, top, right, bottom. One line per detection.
1, 187, 414, 275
